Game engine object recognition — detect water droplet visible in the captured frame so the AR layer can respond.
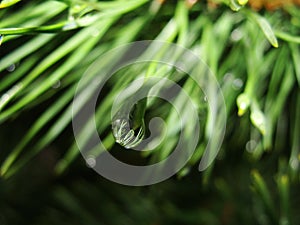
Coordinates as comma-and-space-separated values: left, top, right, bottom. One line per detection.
0, 35, 3, 46
223, 73, 234, 82
231, 28, 243, 42
203, 96, 208, 102
52, 80, 61, 89
7, 64, 16, 72
232, 78, 243, 90
246, 140, 257, 152
86, 156, 96, 168
112, 118, 145, 149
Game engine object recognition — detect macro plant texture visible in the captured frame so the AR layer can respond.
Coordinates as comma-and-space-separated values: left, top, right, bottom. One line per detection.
0, 0, 300, 224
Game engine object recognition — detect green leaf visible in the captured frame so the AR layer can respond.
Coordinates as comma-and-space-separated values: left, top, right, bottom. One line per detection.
251, 170, 277, 220
246, 10, 279, 48
237, 93, 251, 116
0, 0, 21, 8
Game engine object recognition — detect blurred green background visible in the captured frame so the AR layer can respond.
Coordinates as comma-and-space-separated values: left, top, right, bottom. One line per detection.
0, 0, 299, 224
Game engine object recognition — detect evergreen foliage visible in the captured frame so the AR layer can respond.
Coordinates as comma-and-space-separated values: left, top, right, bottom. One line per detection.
0, 0, 299, 224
